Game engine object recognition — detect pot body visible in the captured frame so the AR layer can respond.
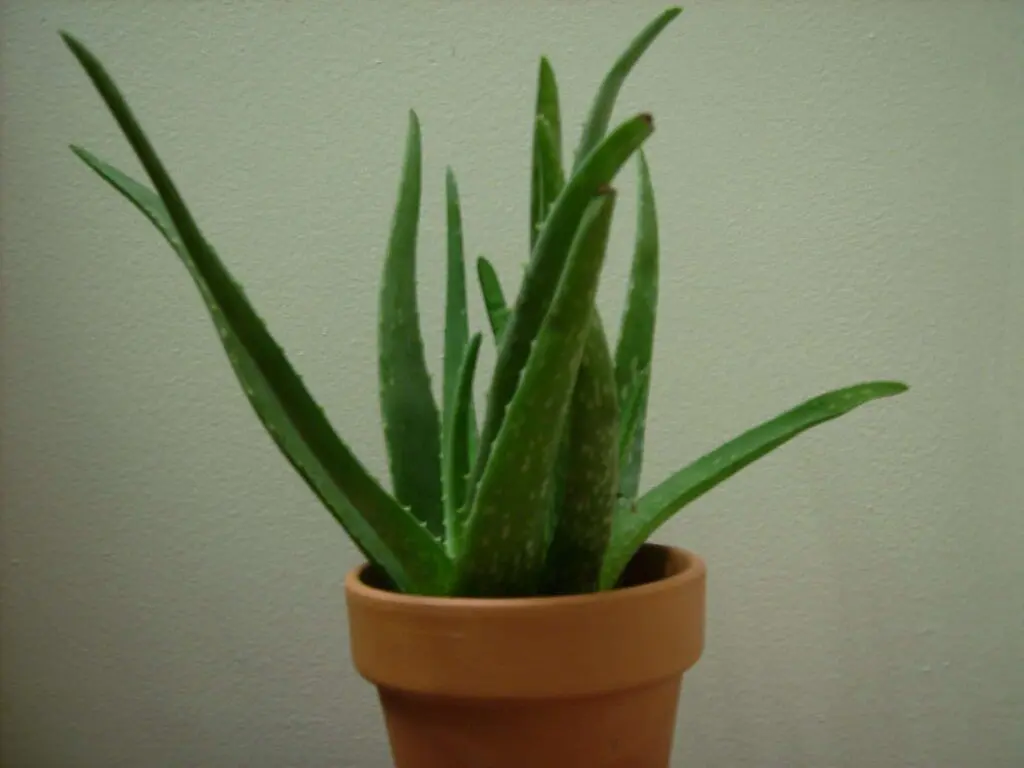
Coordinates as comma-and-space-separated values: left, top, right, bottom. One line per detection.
344, 543, 706, 768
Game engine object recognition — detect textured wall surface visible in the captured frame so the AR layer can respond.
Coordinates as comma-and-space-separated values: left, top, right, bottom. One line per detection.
2, 1, 1022, 766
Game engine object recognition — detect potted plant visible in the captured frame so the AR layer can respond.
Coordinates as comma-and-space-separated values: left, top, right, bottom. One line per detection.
62, 6, 907, 767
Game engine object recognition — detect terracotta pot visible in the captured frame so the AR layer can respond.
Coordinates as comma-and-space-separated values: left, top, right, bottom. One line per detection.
344, 542, 706, 768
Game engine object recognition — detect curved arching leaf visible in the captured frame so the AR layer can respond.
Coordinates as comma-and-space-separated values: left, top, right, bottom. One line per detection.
63, 35, 453, 596
600, 381, 909, 588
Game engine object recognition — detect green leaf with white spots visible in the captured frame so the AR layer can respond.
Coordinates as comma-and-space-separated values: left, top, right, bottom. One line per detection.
600, 381, 910, 589
378, 111, 445, 538
63, 33, 452, 596
614, 150, 659, 500
443, 167, 478, 499
466, 113, 654, 521
572, 6, 682, 171
618, 364, 651, 481
457, 190, 618, 596
444, 332, 483, 557
542, 315, 620, 595
476, 256, 510, 343
532, 115, 565, 248
63, 7, 912, 602
531, 57, 564, 250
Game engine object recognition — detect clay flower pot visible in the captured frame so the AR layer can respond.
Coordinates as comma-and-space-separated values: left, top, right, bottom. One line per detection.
344, 543, 706, 767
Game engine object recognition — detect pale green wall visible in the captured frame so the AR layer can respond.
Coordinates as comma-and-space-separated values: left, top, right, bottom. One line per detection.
2, 1, 1022, 765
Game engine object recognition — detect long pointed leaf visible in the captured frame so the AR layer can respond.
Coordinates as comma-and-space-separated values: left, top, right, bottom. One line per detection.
614, 150, 659, 499
532, 116, 565, 240
531, 56, 564, 249
558, 6, 679, 527
542, 315, 619, 595
536, 57, 562, 169
572, 7, 682, 171
457, 191, 618, 596
467, 113, 654, 517
62, 39, 452, 595
443, 168, 478, 491
618, 364, 651, 478
600, 381, 910, 588
444, 333, 483, 557
378, 111, 445, 537
476, 256, 510, 342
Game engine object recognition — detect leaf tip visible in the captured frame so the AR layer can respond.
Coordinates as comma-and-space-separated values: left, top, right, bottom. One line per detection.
68, 143, 96, 169
59, 30, 94, 69
406, 108, 421, 135
538, 56, 559, 92
58, 29, 79, 50
879, 381, 910, 396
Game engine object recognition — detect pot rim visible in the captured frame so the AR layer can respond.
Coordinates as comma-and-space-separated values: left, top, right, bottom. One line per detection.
343, 542, 704, 612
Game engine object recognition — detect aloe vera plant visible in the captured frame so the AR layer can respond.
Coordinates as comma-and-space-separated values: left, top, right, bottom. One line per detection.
63, 6, 908, 598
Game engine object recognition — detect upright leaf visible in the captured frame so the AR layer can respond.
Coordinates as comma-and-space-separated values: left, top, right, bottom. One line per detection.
476, 256, 510, 342
532, 116, 565, 242
531, 57, 564, 249
535, 57, 563, 168
466, 113, 654, 517
572, 6, 682, 171
378, 112, 445, 537
443, 168, 478, 489
600, 381, 910, 588
444, 333, 483, 557
618, 364, 651, 481
457, 191, 618, 596
542, 315, 620, 595
614, 150, 659, 499
62, 36, 452, 595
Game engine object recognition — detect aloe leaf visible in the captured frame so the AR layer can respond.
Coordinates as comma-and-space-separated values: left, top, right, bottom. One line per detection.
533, 116, 565, 236
378, 111, 445, 537
541, 315, 620, 594
538, 118, 565, 195
467, 113, 654, 516
572, 6, 682, 172
614, 150, 659, 499
443, 168, 478, 490
457, 191, 618, 596
476, 256, 510, 342
618, 364, 651, 478
62, 35, 452, 595
536, 57, 563, 168
599, 381, 910, 588
530, 56, 564, 249
444, 333, 483, 557
477, 255, 564, 552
